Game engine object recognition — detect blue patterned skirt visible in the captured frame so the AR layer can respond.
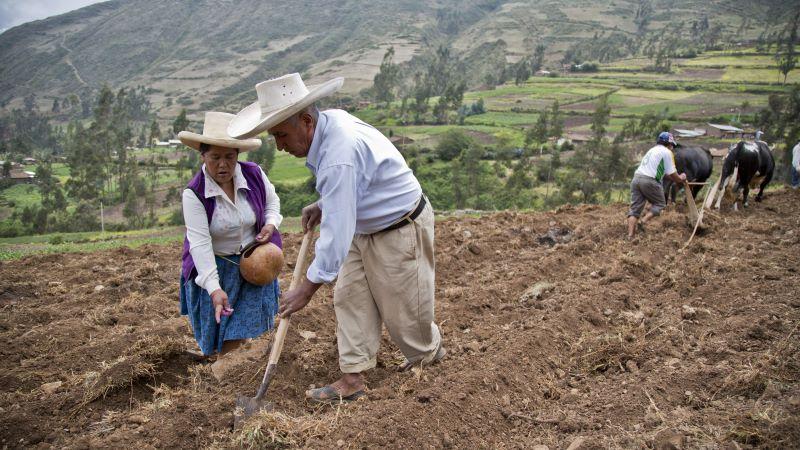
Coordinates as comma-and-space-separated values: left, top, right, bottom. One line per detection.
179, 254, 279, 355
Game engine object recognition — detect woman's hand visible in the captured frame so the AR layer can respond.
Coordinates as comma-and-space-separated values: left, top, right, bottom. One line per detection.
255, 224, 276, 243
301, 202, 321, 233
210, 289, 232, 324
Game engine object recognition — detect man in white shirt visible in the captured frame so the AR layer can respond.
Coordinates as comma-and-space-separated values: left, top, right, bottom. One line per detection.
792, 141, 800, 189
228, 74, 444, 402
627, 132, 686, 240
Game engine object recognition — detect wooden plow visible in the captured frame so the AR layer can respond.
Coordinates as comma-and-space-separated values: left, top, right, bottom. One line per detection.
682, 171, 725, 249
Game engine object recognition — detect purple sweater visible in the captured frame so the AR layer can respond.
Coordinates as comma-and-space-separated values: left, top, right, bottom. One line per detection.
181, 161, 282, 280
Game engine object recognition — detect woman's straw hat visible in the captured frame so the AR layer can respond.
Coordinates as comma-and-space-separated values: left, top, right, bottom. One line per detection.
178, 111, 261, 152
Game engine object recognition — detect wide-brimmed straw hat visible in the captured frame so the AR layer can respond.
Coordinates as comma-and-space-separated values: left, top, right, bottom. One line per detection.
227, 73, 344, 139
178, 111, 261, 152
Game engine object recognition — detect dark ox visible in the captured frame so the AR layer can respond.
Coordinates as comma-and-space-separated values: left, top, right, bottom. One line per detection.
719, 140, 775, 207
663, 146, 713, 203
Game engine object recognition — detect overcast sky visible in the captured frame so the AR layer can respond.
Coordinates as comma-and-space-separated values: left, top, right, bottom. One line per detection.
0, 0, 106, 33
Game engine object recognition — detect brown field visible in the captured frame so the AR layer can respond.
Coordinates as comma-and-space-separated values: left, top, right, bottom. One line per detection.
1, 190, 799, 448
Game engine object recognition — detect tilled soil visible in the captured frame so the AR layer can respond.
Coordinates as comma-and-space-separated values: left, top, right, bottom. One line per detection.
1, 190, 799, 449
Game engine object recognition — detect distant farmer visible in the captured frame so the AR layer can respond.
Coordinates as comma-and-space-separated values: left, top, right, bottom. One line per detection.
627, 131, 686, 240
229, 73, 444, 403
179, 112, 283, 359
792, 141, 800, 189
755, 130, 764, 142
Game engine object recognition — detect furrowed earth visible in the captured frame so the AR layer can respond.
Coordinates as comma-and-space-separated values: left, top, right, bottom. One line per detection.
1, 190, 799, 449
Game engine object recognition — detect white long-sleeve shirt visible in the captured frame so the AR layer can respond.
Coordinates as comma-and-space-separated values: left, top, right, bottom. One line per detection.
793, 142, 800, 171
305, 110, 422, 284
183, 162, 282, 295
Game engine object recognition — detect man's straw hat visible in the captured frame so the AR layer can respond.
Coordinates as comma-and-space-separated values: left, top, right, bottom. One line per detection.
178, 112, 261, 152
227, 73, 343, 139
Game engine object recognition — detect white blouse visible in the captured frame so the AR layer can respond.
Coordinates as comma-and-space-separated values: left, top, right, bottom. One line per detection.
183, 163, 282, 295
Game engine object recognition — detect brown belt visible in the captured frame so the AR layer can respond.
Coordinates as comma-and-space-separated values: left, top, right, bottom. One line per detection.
379, 195, 427, 233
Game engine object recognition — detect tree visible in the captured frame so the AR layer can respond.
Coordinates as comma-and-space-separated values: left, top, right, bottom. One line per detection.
172, 108, 190, 135
51, 98, 60, 113
776, 12, 799, 84
451, 138, 492, 209
590, 94, 611, 143
410, 73, 430, 124
149, 119, 160, 145
531, 44, 546, 73
756, 85, 800, 183
549, 100, 564, 139
514, 59, 530, 85
65, 120, 105, 201
373, 47, 400, 106
634, 0, 653, 38
526, 111, 548, 148
2, 161, 11, 178
436, 129, 474, 161
24, 94, 37, 112
249, 139, 277, 173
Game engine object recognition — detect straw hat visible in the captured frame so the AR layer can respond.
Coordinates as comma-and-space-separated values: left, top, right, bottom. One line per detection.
227, 73, 344, 139
178, 111, 261, 152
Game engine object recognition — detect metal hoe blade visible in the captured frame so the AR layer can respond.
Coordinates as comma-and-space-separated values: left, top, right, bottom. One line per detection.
233, 362, 278, 429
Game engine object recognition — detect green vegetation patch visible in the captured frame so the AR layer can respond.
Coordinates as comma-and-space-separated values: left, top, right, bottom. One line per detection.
265, 151, 309, 184
722, 67, 800, 84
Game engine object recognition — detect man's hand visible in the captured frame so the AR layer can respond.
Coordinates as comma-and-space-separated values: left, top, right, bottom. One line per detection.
278, 278, 322, 318
210, 289, 232, 324
669, 172, 687, 184
301, 202, 322, 233
255, 224, 276, 243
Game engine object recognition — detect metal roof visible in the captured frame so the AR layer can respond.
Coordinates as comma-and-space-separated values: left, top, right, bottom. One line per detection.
707, 123, 743, 132
674, 128, 706, 138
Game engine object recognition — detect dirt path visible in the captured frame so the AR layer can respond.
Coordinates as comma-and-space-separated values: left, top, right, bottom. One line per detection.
1, 190, 798, 448
59, 34, 87, 87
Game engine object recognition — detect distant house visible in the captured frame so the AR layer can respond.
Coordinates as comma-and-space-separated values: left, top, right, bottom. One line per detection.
707, 123, 744, 139
535, 70, 551, 76
168, 139, 182, 147
155, 141, 171, 147
674, 128, 707, 139
22, 157, 37, 164
389, 135, 415, 149
9, 169, 35, 184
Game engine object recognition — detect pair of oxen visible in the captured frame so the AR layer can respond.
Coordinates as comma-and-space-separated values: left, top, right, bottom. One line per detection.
664, 141, 775, 209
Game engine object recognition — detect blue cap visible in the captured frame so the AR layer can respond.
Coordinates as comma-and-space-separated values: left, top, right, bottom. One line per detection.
657, 131, 676, 146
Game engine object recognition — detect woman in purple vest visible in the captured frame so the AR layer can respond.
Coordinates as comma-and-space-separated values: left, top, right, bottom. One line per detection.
178, 112, 283, 359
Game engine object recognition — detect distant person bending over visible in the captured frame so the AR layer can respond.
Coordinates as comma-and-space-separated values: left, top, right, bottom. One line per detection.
627, 132, 686, 240
228, 73, 444, 403
792, 141, 800, 190
178, 112, 283, 360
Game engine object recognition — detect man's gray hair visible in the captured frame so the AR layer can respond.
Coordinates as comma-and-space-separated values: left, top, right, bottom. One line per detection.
299, 104, 319, 120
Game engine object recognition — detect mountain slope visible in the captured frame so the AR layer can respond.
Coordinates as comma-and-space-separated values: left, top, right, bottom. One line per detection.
0, 0, 792, 118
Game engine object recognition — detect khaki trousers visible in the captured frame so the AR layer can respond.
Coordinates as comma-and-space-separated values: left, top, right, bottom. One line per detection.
333, 202, 441, 373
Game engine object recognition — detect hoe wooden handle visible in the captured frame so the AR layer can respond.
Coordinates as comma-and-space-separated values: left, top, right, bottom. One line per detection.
268, 230, 314, 366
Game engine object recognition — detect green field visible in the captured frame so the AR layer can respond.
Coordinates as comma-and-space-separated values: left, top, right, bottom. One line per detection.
722, 67, 800, 84
266, 151, 309, 184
